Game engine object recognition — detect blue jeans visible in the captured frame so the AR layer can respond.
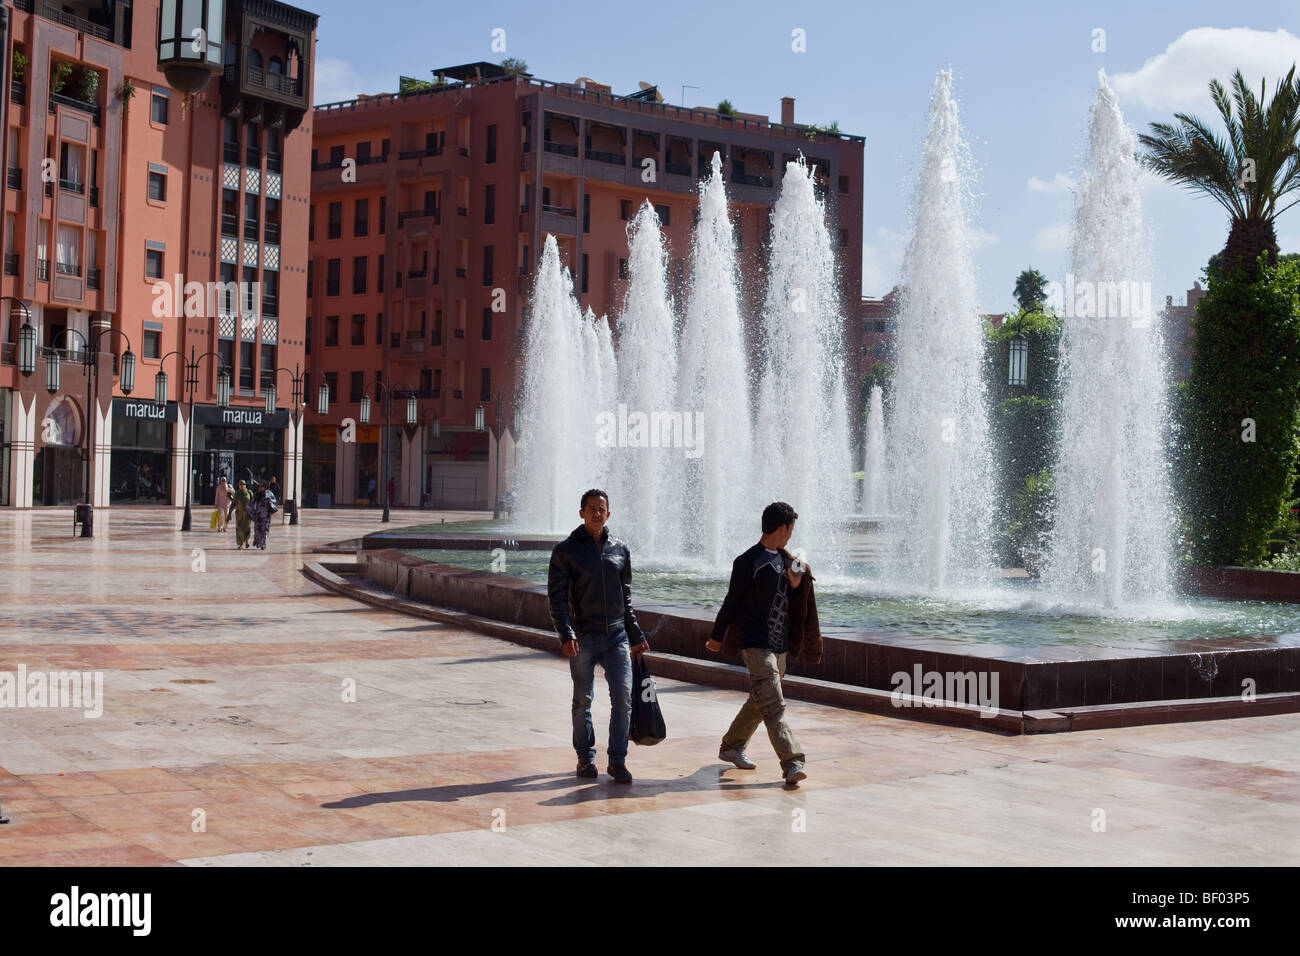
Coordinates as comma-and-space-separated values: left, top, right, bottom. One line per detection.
570, 627, 632, 765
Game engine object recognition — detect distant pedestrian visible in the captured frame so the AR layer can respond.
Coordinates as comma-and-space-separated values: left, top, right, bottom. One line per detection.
229, 479, 253, 549
213, 476, 232, 533
706, 501, 822, 788
251, 482, 275, 550
367, 475, 377, 506
268, 476, 281, 501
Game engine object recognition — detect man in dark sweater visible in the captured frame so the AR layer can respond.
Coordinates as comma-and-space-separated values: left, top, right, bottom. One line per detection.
706, 501, 808, 787
547, 489, 649, 784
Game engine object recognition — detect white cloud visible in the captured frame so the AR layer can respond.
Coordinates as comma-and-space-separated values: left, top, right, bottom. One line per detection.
1110, 28, 1300, 113
861, 225, 906, 295
313, 58, 370, 105
1028, 173, 1074, 194
1033, 222, 1071, 254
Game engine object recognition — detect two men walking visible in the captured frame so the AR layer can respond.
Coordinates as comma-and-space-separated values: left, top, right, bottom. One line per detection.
548, 494, 817, 788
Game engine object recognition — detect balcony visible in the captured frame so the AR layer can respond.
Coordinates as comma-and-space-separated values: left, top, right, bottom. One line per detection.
6, 168, 21, 190
264, 222, 281, 244
221, 214, 239, 238
541, 203, 577, 217
246, 67, 302, 98
732, 172, 773, 188
223, 142, 241, 164
262, 295, 278, 317
266, 151, 283, 174
406, 269, 427, 280
17, 0, 116, 43
398, 145, 442, 160
36, 259, 49, 281
457, 206, 468, 217
585, 148, 625, 165
453, 329, 465, 339
246, 146, 262, 168
3, 254, 17, 276
10, 80, 25, 106
452, 389, 464, 399
49, 92, 101, 126
401, 338, 426, 357
59, 178, 85, 195
455, 267, 466, 278
666, 161, 691, 176
87, 269, 101, 290
244, 221, 260, 241
55, 261, 81, 277
544, 141, 578, 157
397, 209, 440, 227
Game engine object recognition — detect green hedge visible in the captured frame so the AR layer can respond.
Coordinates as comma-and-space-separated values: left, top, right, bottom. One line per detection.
1178, 256, 1300, 565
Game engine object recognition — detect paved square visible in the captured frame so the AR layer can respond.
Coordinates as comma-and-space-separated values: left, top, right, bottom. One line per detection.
1, 510, 1297, 866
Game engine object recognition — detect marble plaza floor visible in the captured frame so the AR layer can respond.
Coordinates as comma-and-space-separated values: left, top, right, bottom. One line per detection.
1, 507, 1298, 866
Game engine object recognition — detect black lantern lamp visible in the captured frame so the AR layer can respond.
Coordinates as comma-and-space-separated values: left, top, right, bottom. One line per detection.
157, 0, 225, 95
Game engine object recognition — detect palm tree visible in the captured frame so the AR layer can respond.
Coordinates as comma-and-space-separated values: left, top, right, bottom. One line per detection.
1138, 66, 1300, 278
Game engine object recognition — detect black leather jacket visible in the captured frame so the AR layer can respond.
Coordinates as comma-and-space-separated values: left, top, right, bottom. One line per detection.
547, 524, 645, 647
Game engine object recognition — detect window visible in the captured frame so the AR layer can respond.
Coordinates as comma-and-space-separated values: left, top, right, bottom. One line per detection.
151, 93, 168, 125
378, 196, 386, 234
59, 143, 85, 191
354, 198, 368, 237
839, 175, 850, 194
482, 246, 494, 286
305, 315, 312, 355
244, 193, 260, 240
56, 225, 80, 276
264, 197, 281, 243
219, 263, 237, 313
325, 316, 339, 346
484, 184, 495, 225
328, 201, 342, 240
262, 271, 278, 315
325, 371, 339, 404
1008, 335, 1028, 387
326, 258, 340, 296
583, 193, 590, 233
329, 144, 344, 168
620, 199, 632, 221
350, 371, 364, 402
222, 189, 238, 236
377, 254, 384, 293
145, 246, 163, 280
260, 344, 276, 391
618, 258, 628, 280
352, 256, 367, 295
148, 169, 166, 202
581, 253, 588, 294
306, 260, 314, 298
356, 141, 371, 165
351, 314, 366, 345
480, 367, 491, 402
655, 204, 670, 226
481, 308, 492, 341
143, 329, 161, 359
218, 340, 234, 382
239, 341, 255, 391
242, 266, 257, 313
486, 124, 497, 164
839, 228, 848, 247
308, 205, 315, 242
376, 311, 383, 346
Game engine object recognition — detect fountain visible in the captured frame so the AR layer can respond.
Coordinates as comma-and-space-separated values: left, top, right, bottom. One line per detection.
862, 384, 886, 516
884, 70, 995, 591
1041, 70, 1174, 608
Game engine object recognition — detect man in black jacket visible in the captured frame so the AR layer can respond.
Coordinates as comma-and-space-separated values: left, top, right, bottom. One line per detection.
548, 488, 649, 784
706, 501, 808, 787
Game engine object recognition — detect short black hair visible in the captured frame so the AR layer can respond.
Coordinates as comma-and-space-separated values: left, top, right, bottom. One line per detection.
581, 488, 610, 510
762, 501, 798, 534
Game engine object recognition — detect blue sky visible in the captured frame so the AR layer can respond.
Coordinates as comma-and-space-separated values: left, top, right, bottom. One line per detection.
308, 0, 1300, 313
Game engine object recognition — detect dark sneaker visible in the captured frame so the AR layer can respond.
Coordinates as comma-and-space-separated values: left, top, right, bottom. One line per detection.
719, 746, 757, 770
575, 761, 598, 779
606, 764, 633, 784
784, 763, 807, 787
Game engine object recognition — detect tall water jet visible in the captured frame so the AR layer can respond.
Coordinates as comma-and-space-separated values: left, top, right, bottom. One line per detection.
513, 236, 596, 531
613, 201, 684, 556
754, 156, 854, 564
862, 384, 886, 515
583, 306, 619, 493
886, 70, 995, 590
1042, 71, 1172, 607
678, 152, 754, 565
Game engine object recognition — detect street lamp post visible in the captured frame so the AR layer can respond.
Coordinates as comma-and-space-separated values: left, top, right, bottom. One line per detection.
264, 362, 323, 525
42, 328, 137, 537
476, 393, 508, 519
357, 375, 418, 524
157, 346, 230, 531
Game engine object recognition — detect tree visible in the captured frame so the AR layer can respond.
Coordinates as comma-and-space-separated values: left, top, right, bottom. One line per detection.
1013, 268, 1049, 312
500, 57, 528, 76
717, 99, 736, 117
1138, 66, 1300, 279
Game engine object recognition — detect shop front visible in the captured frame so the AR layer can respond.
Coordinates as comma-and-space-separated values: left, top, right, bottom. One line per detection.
192, 406, 289, 506
109, 399, 177, 504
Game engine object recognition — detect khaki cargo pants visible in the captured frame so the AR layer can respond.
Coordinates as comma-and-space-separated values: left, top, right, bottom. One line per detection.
722, 648, 805, 772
